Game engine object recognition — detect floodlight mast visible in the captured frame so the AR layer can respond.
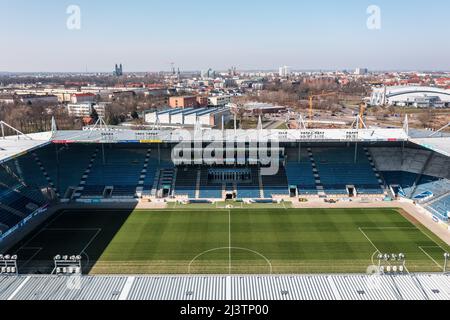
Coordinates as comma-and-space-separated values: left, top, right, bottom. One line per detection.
0, 254, 18, 275
53, 254, 82, 275
377, 252, 406, 274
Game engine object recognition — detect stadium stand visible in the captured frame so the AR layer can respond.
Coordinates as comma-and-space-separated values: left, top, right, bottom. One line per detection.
199, 168, 222, 199
412, 177, 450, 200
174, 167, 197, 198
0, 162, 50, 234
262, 166, 289, 198
80, 146, 147, 198
371, 147, 450, 206
0, 187, 41, 228
236, 167, 261, 199
35, 144, 95, 198
2, 154, 49, 191
370, 147, 450, 179
382, 171, 418, 195
142, 162, 158, 197
311, 148, 382, 195
427, 194, 450, 221
285, 148, 317, 195
139, 148, 175, 198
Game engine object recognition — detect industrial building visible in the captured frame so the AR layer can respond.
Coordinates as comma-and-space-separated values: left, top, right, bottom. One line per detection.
370, 86, 450, 107
144, 107, 232, 127
208, 95, 232, 106
168, 96, 198, 109
67, 103, 107, 118
70, 93, 96, 104
16, 94, 59, 105
244, 102, 287, 115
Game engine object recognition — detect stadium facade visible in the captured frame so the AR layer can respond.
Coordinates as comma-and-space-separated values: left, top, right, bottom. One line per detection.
370, 86, 450, 107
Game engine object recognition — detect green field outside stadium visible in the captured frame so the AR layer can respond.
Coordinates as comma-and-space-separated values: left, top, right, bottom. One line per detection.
15, 207, 450, 274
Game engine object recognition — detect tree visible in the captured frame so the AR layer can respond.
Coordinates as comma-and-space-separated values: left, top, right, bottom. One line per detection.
131, 110, 139, 119
417, 110, 435, 128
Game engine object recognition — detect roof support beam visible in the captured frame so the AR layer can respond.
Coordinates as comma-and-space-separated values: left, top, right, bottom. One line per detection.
0, 121, 33, 140
429, 122, 450, 137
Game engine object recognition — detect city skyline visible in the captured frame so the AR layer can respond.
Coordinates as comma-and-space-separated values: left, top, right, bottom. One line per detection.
1, 0, 450, 72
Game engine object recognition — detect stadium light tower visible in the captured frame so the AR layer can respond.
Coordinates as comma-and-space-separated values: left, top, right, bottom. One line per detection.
53, 254, 82, 275
0, 254, 18, 275
377, 253, 406, 274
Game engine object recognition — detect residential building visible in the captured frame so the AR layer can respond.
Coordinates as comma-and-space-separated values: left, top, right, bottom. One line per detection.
169, 96, 198, 109
71, 93, 96, 104
208, 95, 232, 106
67, 103, 107, 118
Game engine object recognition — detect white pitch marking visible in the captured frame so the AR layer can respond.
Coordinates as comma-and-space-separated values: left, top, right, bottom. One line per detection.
188, 247, 273, 274
17, 247, 43, 269
358, 227, 380, 253
418, 246, 443, 269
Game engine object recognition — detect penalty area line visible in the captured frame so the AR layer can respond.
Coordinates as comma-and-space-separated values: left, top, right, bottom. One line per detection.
418, 246, 443, 269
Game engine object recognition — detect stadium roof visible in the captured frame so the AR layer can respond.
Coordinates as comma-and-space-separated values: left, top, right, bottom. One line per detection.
1, 125, 450, 161
1, 274, 449, 300
410, 137, 450, 157
50, 127, 409, 144
0, 132, 52, 165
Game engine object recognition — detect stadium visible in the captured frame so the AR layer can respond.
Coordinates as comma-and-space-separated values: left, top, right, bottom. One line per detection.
0, 117, 449, 300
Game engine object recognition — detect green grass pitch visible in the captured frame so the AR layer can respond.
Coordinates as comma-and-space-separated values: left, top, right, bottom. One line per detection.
14, 207, 450, 274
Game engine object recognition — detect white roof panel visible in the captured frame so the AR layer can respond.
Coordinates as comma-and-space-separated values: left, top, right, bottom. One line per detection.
0, 132, 52, 164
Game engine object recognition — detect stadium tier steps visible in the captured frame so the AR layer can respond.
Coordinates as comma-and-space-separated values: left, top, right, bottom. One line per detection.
427, 194, 450, 221
262, 166, 289, 198
411, 177, 450, 201
154, 168, 176, 198
199, 168, 222, 199
142, 158, 163, 197
285, 148, 318, 195
80, 146, 147, 198
311, 147, 383, 195
236, 167, 261, 199
382, 170, 450, 200
174, 167, 197, 198
381, 171, 418, 196
35, 144, 96, 198
144, 148, 176, 197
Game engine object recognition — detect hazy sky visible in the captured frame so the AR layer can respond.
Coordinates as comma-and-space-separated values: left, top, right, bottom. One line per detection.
1, 0, 449, 72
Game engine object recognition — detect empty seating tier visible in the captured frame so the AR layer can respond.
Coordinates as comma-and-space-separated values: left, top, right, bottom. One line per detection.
174, 167, 197, 198
81, 146, 147, 198
285, 148, 317, 195
312, 148, 382, 195
199, 168, 222, 199
236, 167, 261, 199
262, 166, 289, 198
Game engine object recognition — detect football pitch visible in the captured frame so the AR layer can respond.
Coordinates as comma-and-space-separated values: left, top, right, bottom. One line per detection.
13, 207, 450, 275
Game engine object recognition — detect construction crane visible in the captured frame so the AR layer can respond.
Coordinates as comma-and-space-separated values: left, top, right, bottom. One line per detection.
359, 102, 367, 129
308, 92, 338, 122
